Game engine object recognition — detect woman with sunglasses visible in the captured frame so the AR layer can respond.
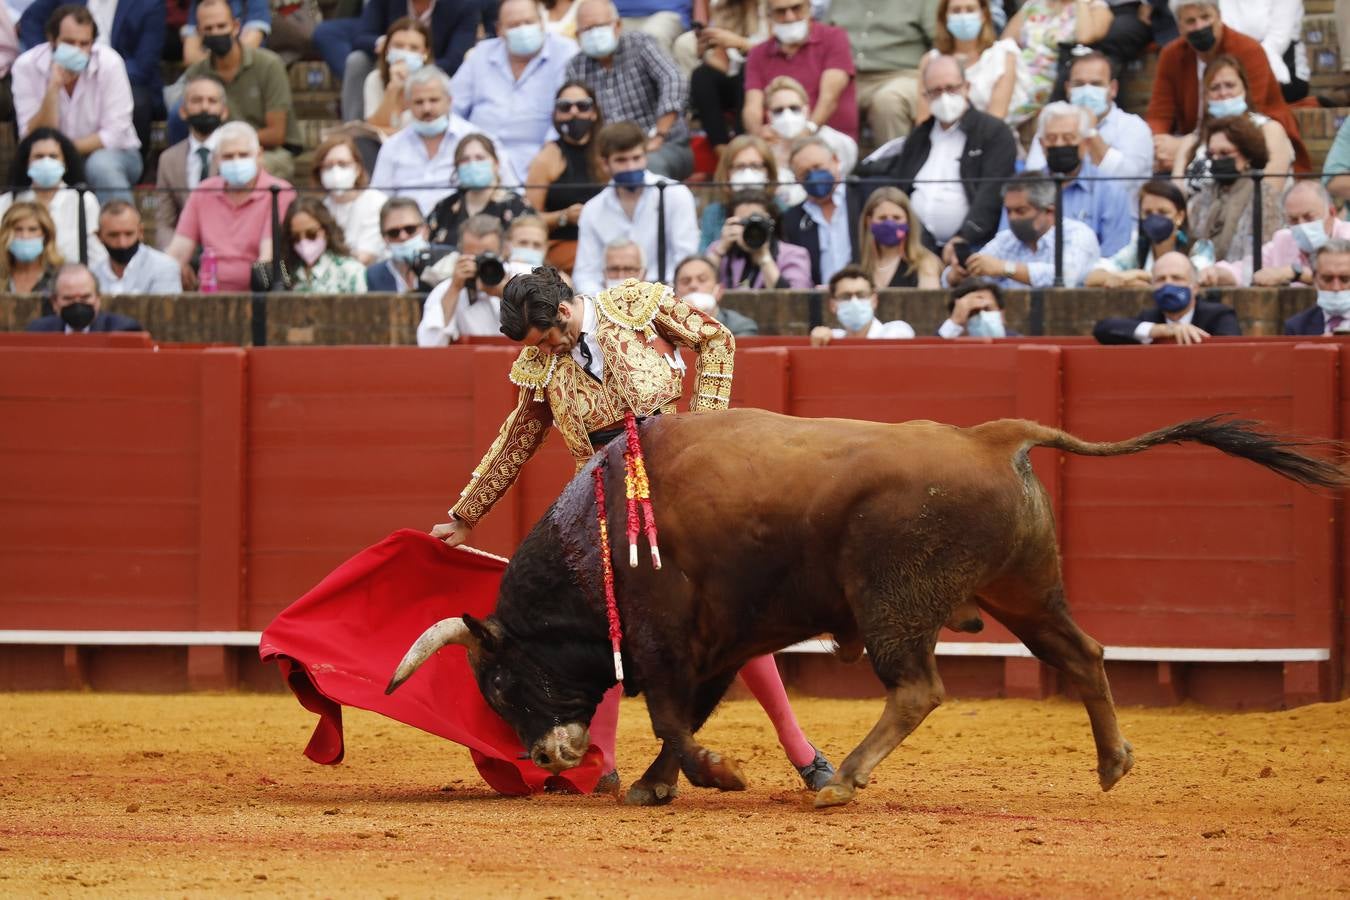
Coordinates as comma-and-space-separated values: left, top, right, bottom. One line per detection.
275, 198, 368, 293
524, 80, 606, 271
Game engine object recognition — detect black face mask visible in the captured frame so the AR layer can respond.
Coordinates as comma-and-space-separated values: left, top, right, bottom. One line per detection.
105, 241, 139, 265
1210, 156, 1240, 186
59, 301, 96, 330
186, 112, 222, 136
203, 33, 235, 58
1184, 25, 1216, 52
558, 117, 594, 142
1045, 145, 1081, 175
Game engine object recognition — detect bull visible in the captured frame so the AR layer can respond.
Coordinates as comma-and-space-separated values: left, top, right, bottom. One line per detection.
387, 410, 1345, 808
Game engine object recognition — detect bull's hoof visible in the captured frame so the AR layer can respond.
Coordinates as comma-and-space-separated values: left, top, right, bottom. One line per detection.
813, 781, 856, 808
685, 749, 748, 791
1098, 740, 1135, 792
623, 780, 677, 806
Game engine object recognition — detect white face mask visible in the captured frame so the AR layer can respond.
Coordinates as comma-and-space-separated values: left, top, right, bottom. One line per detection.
729, 167, 769, 188
511, 246, 545, 268
773, 19, 809, 45
1292, 219, 1329, 255
1317, 290, 1350, 318
930, 92, 968, 125
771, 108, 809, 139
685, 291, 717, 312
320, 164, 359, 192
605, 278, 628, 289
966, 309, 1006, 338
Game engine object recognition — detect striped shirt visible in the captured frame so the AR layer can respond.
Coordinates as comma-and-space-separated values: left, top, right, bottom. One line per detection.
563, 31, 688, 143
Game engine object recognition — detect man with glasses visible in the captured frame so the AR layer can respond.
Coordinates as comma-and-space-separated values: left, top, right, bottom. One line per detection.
827, 0, 936, 142
602, 238, 645, 289
1284, 239, 1350, 336
365, 197, 452, 293
742, 0, 857, 141
809, 264, 914, 345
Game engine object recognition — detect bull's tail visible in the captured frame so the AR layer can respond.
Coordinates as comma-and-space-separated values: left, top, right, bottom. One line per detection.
1012, 415, 1350, 489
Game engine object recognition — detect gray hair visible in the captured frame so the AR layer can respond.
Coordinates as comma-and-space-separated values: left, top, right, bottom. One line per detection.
214, 120, 259, 155
1037, 101, 1095, 141
379, 196, 424, 228
459, 213, 504, 249
404, 65, 453, 103
603, 237, 645, 268
787, 134, 836, 167
1168, 0, 1218, 20
922, 54, 967, 90
1001, 175, 1056, 211
1313, 238, 1350, 271
577, 0, 620, 21
1283, 179, 1333, 214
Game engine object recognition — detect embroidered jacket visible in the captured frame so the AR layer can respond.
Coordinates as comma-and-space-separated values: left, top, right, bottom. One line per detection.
449, 279, 735, 526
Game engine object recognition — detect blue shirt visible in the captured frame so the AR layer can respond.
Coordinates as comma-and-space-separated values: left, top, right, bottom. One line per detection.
370, 114, 521, 216
998, 161, 1134, 258
1025, 105, 1154, 183
801, 182, 852, 285
944, 218, 1101, 289
449, 33, 578, 183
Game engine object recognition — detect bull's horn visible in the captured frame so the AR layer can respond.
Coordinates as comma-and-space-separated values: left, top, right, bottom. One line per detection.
384, 617, 475, 695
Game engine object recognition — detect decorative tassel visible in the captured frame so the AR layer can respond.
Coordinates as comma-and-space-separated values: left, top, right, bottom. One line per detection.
623, 412, 661, 570
593, 465, 624, 682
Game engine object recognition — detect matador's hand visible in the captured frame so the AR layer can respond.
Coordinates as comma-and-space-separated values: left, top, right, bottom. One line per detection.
431, 519, 473, 548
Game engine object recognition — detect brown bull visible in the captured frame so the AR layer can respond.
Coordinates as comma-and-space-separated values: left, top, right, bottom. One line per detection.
389, 410, 1345, 808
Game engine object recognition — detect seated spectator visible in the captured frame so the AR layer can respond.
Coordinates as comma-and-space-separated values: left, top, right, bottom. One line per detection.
919, 0, 1031, 126
858, 186, 941, 289
11, 4, 141, 202
671, 254, 760, 335
809, 263, 915, 344
742, 0, 857, 141
614, 0, 687, 57
1093, 249, 1239, 344
831, 0, 937, 142
1285, 239, 1350, 335
1188, 115, 1281, 286
91, 200, 181, 294
0, 6, 15, 121
363, 17, 432, 138
602, 236, 645, 287
1095, 0, 1179, 78
167, 121, 296, 291
700, 135, 782, 248
313, 134, 388, 267
943, 175, 1101, 288
155, 73, 228, 250
0, 201, 63, 294
1173, 54, 1296, 192
782, 135, 860, 286
428, 133, 534, 246
525, 80, 605, 272
1218, 0, 1308, 104
180, 0, 268, 66
1146, 0, 1308, 173
1003, 0, 1111, 125
859, 55, 1016, 265
938, 278, 1013, 338
759, 76, 857, 207
450, 0, 577, 182
1087, 178, 1215, 287
506, 213, 550, 270
366, 197, 453, 293
1253, 182, 1350, 288
1326, 115, 1350, 209
267, 198, 368, 294
705, 189, 812, 289
181, 0, 300, 180
371, 67, 518, 216
0, 127, 102, 268
543, 0, 581, 38
677, 0, 769, 151
1030, 101, 1134, 256
572, 121, 698, 295
1024, 50, 1152, 183
417, 214, 517, 345
25, 262, 144, 332
567, 0, 694, 179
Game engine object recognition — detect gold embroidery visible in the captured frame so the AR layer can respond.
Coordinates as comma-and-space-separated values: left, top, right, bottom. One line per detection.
509, 346, 558, 402
597, 278, 661, 339
449, 391, 551, 525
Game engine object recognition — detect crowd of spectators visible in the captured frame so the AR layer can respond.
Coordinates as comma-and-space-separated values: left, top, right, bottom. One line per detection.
0, 0, 1348, 344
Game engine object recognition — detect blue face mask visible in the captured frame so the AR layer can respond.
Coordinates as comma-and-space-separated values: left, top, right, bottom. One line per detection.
946, 13, 983, 41
1069, 84, 1109, 117
457, 159, 495, 189
412, 114, 449, 137
27, 157, 66, 189
966, 309, 1006, 338
9, 236, 45, 262
385, 48, 425, 74
612, 168, 646, 189
1140, 213, 1176, 245
803, 168, 834, 199
1153, 283, 1192, 313
835, 297, 874, 332
512, 246, 545, 268
1207, 96, 1247, 119
506, 22, 545, 56
53, 41, 89, 73
219, 157, 257, 187
580, 24, 618, 58
390, 233, 428, 261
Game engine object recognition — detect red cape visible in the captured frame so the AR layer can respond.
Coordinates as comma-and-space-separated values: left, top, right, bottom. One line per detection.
258, 529, 605, 795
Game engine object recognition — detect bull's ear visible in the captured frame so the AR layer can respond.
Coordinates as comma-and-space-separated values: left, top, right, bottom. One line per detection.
461, 613, 501, 655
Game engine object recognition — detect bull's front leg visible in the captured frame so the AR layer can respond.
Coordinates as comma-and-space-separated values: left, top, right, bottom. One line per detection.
624, 742, 682, 806
624, 683, 747, 806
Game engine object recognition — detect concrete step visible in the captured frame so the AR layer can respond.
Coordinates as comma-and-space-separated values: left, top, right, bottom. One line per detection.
1295, 106, 1349, 171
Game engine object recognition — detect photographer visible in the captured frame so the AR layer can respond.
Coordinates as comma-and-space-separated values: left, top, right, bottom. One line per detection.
704, 190, 811, 290
366, 198, 452, 293
417, 214, 521, 346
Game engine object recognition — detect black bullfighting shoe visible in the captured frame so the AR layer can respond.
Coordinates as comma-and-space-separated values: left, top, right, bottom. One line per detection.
796, 747, 835, 790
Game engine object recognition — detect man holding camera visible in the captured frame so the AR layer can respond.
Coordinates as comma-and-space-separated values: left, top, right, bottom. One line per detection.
416, 214, 518, 346
704, 190, 812, 290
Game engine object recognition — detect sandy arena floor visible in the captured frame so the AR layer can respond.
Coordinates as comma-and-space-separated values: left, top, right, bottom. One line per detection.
1, 692, 1347, 898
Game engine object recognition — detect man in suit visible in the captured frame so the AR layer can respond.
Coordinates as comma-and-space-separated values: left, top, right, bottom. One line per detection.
1284, 239, 1350, 336
155, 73, 228, 249
25, 263, 144, 333
365, 197, 452, 293
1093, 251, 1241, 345
782, 135, 861, 287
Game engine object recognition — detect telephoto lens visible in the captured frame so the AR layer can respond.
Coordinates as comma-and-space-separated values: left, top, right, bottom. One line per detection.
740, 214, 772, 251
475, 252, 507, 286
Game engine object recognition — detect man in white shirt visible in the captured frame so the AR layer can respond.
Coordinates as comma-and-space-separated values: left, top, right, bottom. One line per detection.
572, 121, 698, 296
154, 73, 227, 248
417, 214, 522, 346
809, 264, 915, 345
92, 200, 182, 294
602, 237, 645, 288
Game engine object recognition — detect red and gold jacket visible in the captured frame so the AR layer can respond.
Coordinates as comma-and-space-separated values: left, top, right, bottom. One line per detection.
448, 279, 735, 526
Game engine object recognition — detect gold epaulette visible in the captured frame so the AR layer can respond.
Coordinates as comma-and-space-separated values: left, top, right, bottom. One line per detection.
596, 279, 664, 340
508, 345, 558, 402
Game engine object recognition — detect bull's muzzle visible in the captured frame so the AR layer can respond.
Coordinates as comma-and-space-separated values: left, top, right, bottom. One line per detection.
530, 723, 589, 773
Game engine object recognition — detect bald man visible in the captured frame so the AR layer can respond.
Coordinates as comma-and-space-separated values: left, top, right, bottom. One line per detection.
1252, 181, 1350, 288
1093, 251, 1240, 345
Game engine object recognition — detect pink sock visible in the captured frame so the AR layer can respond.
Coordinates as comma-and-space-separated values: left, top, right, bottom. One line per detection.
739, 654, 816, 768
589, 684, 623, 771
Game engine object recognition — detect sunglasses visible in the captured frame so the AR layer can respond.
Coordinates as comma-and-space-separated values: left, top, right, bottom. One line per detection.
555, 98, 595, 114
383, 224, 421, 240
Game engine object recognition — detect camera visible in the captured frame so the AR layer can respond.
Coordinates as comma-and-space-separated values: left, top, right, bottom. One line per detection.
474, 252, 507, 287
409, 247, 434, 275
740, 213, 773, 251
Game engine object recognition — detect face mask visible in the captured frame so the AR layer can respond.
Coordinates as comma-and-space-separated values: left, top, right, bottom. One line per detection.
457, 159, 495, 189
27, 157, 65, 189
512, 246, 545, 268
1209, 156, 1239, 186
1207, 96, 1246, 119
52, 42, 89, 73
773, 19, 809, 45
390, 233, 428, 261
186, 112, 222, 136
220, 157, 257, 187
1317, 290, 1350, 318
946, 13, 983, 41
612, 168, 646, 189
966, 309, 1005, 338
320, 164, 359, 192
1140, 213, 1176, 244
802, 168, 834, 199
506, 23, 545, 56
1184, 25, 1216, 52
8, 236, 45, 262
559, 117, 594, 142
1009, 215, 1043, 245
729, 167, 769, 188
202, 33, 235, 58
105, 241, 139, 265
604, 277, 628, 289
1045, 145, 1080, 175
1153, 283, 1192, 313
835, 297, 874, 333
412, 114, 449, 137
1069, 84, 1109, 117
580, 25, 618, 58
929, 92, 968, 126
295, 236, 327, 265
770, 108, 809, 139
60, 301, 96, 330
869, 220, 907, 248
685, 291, 717, 313
1292, 219, 1330, 255
386, 48, 425, 74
